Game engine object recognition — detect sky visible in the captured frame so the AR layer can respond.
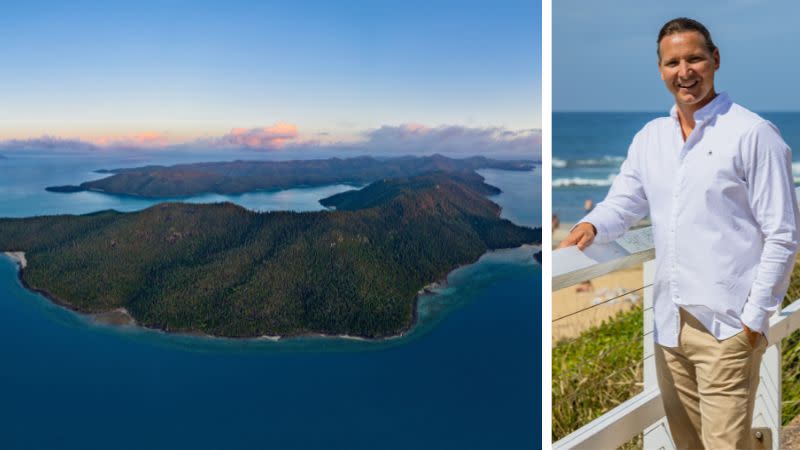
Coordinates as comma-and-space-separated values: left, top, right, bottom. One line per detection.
0, 0, 540, 156
554, 0, 800, 112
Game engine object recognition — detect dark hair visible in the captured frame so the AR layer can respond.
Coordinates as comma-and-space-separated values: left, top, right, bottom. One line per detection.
657, 18, 717, 59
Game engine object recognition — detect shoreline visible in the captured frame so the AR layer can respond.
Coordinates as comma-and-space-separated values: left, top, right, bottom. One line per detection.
3, 243, 537, 343
4, 251, 26, 268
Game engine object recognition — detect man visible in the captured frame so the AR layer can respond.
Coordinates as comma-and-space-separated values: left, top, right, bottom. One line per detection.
559, 18, 799, 449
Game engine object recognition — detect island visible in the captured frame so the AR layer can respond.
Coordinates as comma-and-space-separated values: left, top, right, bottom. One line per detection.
45, 154, 535, 197
4, 171, 540, 338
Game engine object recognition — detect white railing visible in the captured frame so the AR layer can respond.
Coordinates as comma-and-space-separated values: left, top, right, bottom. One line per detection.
552, 194, 800, 449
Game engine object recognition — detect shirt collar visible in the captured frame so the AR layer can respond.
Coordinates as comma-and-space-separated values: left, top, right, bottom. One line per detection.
669, 92, 731, 123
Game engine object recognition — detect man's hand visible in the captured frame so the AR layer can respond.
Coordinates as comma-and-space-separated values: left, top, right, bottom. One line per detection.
558, 222, 597, 251
741, 322, 762, 348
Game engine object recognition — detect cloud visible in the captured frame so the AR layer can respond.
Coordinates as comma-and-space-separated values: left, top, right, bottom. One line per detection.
213, 123, 299, 149
0, 135, 98, 152
0, 123, 540, 160
95, 131, 171, 148
0, 132, 171, 151
353, 124, 541, 158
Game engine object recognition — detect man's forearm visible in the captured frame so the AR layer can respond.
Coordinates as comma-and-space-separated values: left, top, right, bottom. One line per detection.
741, 234, 798, 334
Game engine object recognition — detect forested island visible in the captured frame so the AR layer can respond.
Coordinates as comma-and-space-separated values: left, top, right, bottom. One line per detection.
4, 172, 540, 338
45, 154, 535, 197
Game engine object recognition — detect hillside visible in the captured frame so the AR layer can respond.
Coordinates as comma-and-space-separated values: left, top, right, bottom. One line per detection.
45, 154, 535, 197
3, 172, 540, 338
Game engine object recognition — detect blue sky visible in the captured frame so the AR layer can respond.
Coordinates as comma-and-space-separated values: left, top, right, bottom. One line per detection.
554, 0, 800, 112
0, 0, 540, 152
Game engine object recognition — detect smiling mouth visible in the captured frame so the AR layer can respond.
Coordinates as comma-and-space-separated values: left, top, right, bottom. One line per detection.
677, 80, 699, 89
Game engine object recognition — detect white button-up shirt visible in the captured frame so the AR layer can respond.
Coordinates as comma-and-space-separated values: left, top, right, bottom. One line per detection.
581, 93, 799, 347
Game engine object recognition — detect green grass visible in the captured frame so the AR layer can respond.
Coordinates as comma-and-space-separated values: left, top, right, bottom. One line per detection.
781, 260, 800, 425
552, 305, 644, 441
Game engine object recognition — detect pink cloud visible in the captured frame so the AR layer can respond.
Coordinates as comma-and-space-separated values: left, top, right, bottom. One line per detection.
217, 123, 299, 149
86, 131, 171, 148
0, 123, 540, 159
130, 131, 169, 145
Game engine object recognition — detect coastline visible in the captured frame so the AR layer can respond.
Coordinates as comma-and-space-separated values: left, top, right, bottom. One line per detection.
4, 251, 27, 268
92, 308, 136, 326
3, 240, 538, 342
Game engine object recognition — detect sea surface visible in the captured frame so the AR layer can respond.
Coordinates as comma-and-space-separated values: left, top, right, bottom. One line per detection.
553, 111, 800, 222
0, 152, 540, 450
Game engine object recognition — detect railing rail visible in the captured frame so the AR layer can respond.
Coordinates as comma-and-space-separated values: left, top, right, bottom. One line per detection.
552, 187, 800, 450
552, 226, 654, 291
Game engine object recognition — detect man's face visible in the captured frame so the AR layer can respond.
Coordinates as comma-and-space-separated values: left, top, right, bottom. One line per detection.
658, 31, 720, 110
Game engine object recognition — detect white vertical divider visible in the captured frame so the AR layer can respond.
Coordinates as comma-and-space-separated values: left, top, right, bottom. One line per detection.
754, 324, 782, 449
642, 259, 675, 450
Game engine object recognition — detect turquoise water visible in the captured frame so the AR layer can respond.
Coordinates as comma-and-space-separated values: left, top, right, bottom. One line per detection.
0, 152, 540, 449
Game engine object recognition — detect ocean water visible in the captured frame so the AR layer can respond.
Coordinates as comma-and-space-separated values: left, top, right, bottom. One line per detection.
0, 152, 540, 450
0, 151, 361, 217
553, 111, 800, 222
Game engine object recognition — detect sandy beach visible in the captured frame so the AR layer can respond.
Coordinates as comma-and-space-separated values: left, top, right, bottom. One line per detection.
4, 251, 27, 269
552, 222, 646, 344
92, 308, 136, 326
552, 265, 644, 343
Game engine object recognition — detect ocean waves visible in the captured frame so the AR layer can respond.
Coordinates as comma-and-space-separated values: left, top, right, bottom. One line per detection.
552, 174, 616, 188
788, 162, 800, 184
552, 155, 624, 169
555, 159, 800, 187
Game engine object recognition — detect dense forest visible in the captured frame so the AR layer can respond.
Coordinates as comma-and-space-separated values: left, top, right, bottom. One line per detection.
3, 172, 540, 338
45, 154, 535, 197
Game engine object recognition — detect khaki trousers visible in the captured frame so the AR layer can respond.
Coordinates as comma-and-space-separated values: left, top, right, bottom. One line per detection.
655, 308, 767, 450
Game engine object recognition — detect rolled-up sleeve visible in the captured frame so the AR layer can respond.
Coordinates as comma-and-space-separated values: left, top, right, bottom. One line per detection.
741, 121, 800, 334
580, 133, 650, 244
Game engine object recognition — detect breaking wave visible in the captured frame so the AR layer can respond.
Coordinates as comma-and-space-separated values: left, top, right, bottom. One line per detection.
552, 155, 624, 169
552, 174, 616, 188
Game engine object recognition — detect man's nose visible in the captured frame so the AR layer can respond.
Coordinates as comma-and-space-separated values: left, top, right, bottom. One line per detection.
678, 60, 691, 78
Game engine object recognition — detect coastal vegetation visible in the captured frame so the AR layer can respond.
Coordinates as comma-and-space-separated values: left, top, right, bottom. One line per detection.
552, 306, 643, 442
1, 172, 539, 338
45, 154, 535, 197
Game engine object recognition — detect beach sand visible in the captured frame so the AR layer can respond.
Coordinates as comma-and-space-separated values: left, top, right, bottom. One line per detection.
4, 251, 27, 268
92, 308, 136, 326
552, 222, 646, 344
552, 265, 644, 343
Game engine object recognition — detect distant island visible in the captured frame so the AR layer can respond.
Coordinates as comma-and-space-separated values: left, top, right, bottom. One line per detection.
4, 172, 540, 338
45, 154, 535, 197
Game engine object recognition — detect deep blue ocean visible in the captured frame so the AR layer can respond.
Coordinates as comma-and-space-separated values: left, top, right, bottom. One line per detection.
554, 111, 800, 222
0, 151, 540, 450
